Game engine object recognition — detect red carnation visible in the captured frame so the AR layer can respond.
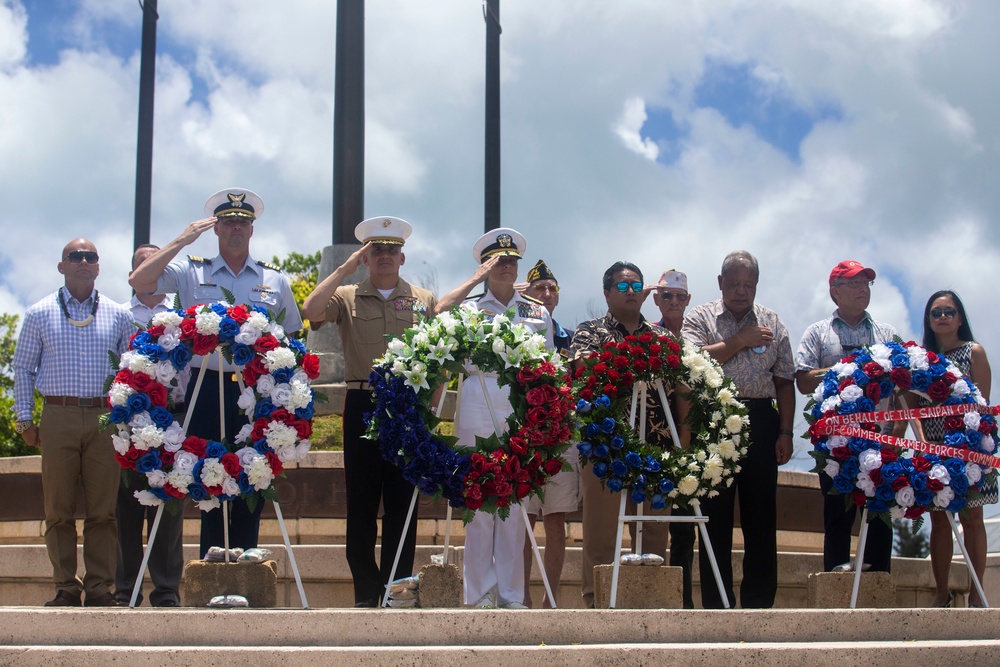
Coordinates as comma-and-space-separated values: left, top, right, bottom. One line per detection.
638, 333, 654, 344
649, 357, 663, 371
630, 346, 643, 356
889, 368, 911, 389
665, 354, 680, 369
593, 363, 608, 375
182, 436, 208, 458
517, 366, 544, 384
667, 341, 681, 354
613, 356, 628, 369
580, 388, 594, 401
599, 351, 613, 362
927, 380, 951, 402
302, 353, 321, 380
608, 369, 620, 382
254, 334, 280, 353
526, 387, 549, 407
228, 304, 250, 323
863, 362, 884, 378
221, 453, 242, 478
603, 384, 618, 397
632, 359, 648, 373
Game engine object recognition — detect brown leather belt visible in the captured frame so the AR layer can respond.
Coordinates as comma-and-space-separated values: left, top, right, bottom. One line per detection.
45, 396, 106, 407
346, 381, 372, 390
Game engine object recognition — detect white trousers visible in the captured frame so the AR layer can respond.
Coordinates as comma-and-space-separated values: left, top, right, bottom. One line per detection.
463, 506, 526, 605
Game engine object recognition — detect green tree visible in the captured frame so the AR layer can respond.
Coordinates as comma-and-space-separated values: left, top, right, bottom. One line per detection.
272, 251, 321, 330
0, 313, 43, 457
893, 518, 930, 558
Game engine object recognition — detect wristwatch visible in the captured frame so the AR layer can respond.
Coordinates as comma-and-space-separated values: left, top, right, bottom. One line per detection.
778, 428, 794, 437
15, 420, 34, 434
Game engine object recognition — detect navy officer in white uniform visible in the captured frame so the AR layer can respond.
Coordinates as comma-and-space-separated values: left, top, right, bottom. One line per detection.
129, 188, 303, 557
436, 228, 554, 609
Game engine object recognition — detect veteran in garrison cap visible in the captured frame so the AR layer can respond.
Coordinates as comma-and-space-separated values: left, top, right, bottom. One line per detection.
129, 188, 303, 558
301, 215, 437, 608
436, 228, 555, 609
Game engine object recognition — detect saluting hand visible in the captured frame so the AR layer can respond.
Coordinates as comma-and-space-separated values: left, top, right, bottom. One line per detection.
178, 217, 218, 245
344, 242, 372, 273
472, 255, 500, 284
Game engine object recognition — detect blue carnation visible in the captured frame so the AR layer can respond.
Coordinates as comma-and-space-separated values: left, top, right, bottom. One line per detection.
254, 397, 277, 419
832, 474, 856, 494
136, 450, 162, 474
109, 406, 131, 424
126, 392, 151, 414
187, 483, 210, 501
206, 441, 227, 459
169, 344, 193, 371
600, 417, 617, 434
650, 494, 666, 511
218, 317, 240, 342
231, 343, 255, 367
875, 484, 895, 503
149, 406, 174, 429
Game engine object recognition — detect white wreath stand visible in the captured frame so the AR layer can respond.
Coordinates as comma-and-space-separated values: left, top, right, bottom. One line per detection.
381, 370, 558, 608
129, 350, 309, 608
848, 508, 988, 609
607, 380, 731, 609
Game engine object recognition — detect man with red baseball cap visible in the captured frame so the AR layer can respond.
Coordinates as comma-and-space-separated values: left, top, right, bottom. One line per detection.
794, 259, 896, 573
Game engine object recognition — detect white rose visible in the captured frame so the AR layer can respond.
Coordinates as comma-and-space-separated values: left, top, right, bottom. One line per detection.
934, 486, 955, 508
195, 498, 221, 512
295, 440, 311, 461
128, 412, 152, 430
839, 384, 863, 402
146, 470, 167, 488
951, 381, 970, 397
157, 331, 180, 352
890, 506, 906, 519
222, 476, 240, 497
256, 374, 276, 395
237, 386, 256, 414
134, 490, 162, 507
151, 311, 182, 328
235, 446, 261, 469
895, 486, 915, 508
153, 360, 177, 385
172, 451, 198, 474
162, 424, 185, 451
858, 449, 883, 473
234, 330, 260, 346
964, 411, 982, 431
929, 464, 951, 485
966, 463, 983, 485
112, 431, 130, 455
234, 423, 254, 445
270, 383, 293, 408
824, 460, 840, 478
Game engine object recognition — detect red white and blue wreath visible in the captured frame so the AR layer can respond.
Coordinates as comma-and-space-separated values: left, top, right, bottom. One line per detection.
104, 301, 321, 512
366, 307, 575, 523
573, 333, 748, 510
806, 340, 998, 520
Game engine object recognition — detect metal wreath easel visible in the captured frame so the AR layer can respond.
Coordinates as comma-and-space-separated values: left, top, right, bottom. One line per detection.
606, 379, 731, 609
381, 370, 558, 608
128, 349, 308, 608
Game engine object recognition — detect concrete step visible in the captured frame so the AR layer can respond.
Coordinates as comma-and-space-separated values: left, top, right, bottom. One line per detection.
1, 641, 998, 667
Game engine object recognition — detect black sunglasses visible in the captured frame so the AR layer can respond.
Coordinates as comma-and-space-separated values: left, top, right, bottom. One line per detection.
930, 307, 957, 320
64, 250, 99, 264
614, 281, 644, 293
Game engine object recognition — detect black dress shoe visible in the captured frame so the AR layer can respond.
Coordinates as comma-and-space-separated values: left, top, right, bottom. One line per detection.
84, 592, 126, 607
353, 599, 379, 608
153, 599, 179, 608
44, 590, 82, 607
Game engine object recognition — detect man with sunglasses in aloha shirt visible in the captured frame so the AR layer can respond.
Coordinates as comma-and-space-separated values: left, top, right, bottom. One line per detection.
794, 260, 897, 575
13, 239, 134, 607
571, 261, 686, 608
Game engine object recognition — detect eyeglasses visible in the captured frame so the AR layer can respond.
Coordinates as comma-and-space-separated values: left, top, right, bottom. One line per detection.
63, 251, 99, 263
531, 284, 559, 294
657, 291, 688, 301
834, 278, 873, 289
614, 281, 644, 294
930, 307, 958, 320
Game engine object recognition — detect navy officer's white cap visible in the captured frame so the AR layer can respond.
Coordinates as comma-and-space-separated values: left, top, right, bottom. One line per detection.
204, 188, 265, 221
355, 216, 412, 245
473, 227, 526, 263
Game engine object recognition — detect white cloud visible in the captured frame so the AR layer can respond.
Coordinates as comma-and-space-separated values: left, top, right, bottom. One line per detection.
614, 97, 659, 161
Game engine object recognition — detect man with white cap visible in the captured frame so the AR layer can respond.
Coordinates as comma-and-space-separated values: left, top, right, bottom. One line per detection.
518, 259, 577, 608
436, 228, 555, 609
652, 269, 696, 609
129, 188, 303, 558
795, 260, 897, 574
302, 216, 437, 607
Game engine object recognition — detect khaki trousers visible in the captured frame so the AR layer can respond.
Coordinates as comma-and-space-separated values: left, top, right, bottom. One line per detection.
580, 458, 668, 608
39, 404, 119, 597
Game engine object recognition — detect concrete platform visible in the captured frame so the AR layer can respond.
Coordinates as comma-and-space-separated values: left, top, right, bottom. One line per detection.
0, 608, 998, 666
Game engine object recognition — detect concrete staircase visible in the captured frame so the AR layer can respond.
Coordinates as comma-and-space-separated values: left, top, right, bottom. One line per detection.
0, 607, 997, 665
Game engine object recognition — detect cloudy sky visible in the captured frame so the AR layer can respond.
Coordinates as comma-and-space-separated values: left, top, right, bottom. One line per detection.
3, 0, 999, 473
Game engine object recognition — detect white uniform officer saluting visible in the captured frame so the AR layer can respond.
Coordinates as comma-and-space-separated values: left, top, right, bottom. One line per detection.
436, 228, 554, 609
129, 188, 303, 558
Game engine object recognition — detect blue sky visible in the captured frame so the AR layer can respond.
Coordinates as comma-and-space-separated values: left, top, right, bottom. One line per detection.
3, 0, 1000, 485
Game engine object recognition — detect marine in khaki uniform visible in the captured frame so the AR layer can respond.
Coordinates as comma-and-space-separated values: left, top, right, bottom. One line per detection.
302, 216, 437, 607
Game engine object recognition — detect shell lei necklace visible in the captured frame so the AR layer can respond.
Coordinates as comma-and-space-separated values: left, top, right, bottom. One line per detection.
59, 289, 99, 327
